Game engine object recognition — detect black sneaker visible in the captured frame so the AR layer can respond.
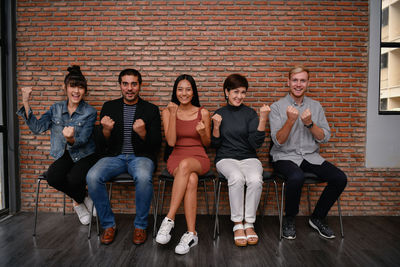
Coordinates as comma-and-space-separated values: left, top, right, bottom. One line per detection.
282, 216, 296, 240
309, 217, 336, 239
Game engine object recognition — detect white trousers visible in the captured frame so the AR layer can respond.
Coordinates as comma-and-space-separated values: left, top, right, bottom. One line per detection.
216, 158, 263, 223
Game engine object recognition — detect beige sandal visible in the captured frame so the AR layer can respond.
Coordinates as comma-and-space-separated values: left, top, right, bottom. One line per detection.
244, 223, 258, 245
233, 224, 247, 247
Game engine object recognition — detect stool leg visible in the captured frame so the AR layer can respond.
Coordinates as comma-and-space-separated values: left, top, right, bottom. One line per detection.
279, 182, 285, 240
160, 180, 166, 218
63, 194, 66, 216
213, 180, 222, 239
261, 182, 271, 218
203, 180, 209, 215
337, 197, 344, 238
96, 213, 100, 236
33, 178, 42, 236
153, 179, 162, 237
151, 191, 156, 237
88, 204, 93, 239
273, 181, 280, 220
307, 185, 312, 215
212, 179, 217, 216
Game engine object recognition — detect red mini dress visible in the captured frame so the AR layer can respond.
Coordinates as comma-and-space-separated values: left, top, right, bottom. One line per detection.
167, 107, 210, 176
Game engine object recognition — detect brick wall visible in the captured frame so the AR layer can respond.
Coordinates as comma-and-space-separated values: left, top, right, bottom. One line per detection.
16, 0, 400, 216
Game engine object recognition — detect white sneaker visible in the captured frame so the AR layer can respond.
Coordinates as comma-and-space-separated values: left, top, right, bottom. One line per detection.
175, 232, 198, 255
74, 203, 90, 225
84, 196, 97, 217
156, 217, 174, 244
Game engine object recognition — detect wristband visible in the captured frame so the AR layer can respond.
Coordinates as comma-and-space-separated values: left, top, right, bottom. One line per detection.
304, 122, 313, 129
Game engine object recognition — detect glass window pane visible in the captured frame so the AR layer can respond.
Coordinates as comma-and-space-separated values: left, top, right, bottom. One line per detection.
380, 48, 400, 112
380, 0, 400, 113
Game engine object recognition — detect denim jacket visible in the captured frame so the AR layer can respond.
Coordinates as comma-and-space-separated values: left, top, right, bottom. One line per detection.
17, 100, 97, 162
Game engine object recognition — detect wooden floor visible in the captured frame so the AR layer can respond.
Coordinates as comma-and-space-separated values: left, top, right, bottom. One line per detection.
1, 212, 400, 267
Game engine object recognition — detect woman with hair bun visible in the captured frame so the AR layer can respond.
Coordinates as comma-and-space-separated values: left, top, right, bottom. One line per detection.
18, 65, 98, 225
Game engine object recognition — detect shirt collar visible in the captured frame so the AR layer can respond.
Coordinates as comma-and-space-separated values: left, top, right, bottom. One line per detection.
61, 100, 85, 115
285, 93, 310, 107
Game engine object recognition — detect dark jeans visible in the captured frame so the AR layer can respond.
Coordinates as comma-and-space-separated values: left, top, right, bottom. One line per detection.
273, 160, 347, 219
46, 151, 98, 203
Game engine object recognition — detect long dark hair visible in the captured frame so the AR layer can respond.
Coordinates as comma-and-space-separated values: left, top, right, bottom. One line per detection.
171, 74, 200, 107
64, 65, 87, 92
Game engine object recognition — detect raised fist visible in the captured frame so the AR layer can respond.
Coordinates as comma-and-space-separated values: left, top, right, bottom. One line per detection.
301, 108, 312, 125
286, 105, 299, 122
211, 113, 222, 128
196, 120, 206, 135
21, 87, 33, 103
167, 102, 179, 114
259, 104, 271, 121
133, 119, 146, 137
62, 126, 75, 139
101, 116, 115, 131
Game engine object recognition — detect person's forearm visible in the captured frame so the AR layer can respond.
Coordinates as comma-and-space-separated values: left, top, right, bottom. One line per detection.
23, 101, 30, 118
276, 119, 295, 144
308, 123, 325, 141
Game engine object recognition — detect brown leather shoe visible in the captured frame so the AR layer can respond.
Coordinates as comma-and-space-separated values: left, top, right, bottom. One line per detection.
101, 226, 117, 245
133, 228, 147, 245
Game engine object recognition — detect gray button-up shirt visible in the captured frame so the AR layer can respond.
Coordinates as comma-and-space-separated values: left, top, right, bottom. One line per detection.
269, 94, 330, 166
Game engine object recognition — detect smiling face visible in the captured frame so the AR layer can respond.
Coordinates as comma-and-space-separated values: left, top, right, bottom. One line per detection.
225, 86, 247, 107
176, 79, 194, 105
66, 85, 85, 106
120, 74, 140, 105
288, 71, 309, 103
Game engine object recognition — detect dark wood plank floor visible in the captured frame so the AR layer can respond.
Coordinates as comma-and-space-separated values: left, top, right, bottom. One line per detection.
1, 212, 400, 267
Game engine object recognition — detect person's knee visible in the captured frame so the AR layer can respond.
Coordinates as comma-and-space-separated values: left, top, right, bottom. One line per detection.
226, 172, 245, 187
334, 170, 347, 189
86, 167, 97, 183
286, 171, 305, 187
186, 173, 198, 191
46, 174, 60, 188
176, 159, 193, 175
134, 162, 153, 185
246, 174, 263, 188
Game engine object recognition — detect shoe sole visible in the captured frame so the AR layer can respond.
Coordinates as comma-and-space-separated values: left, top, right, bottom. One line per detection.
308, 219, 335, 239
155, 236, 171, 245
175, 240, 198, 255
101, 229, 117, 245
282, 234, 296, 240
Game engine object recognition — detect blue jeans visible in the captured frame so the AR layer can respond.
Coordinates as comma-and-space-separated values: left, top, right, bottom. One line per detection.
86, 154, 155, 229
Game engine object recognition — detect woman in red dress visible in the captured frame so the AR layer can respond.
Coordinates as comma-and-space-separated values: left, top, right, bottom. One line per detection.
156, 74, 211, 255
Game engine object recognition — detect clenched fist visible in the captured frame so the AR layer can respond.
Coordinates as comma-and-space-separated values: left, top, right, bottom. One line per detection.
21, 86, 33, 103
62, 126, 75, 139
286, 105, 299, 122
300, 108, 312, 125
211, 114, 222, 129
167, 102, 179, 114
196, 121, 206, 135
259, 104, 271, 121
133, 119, 146, 138
101, 116, 115, 131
